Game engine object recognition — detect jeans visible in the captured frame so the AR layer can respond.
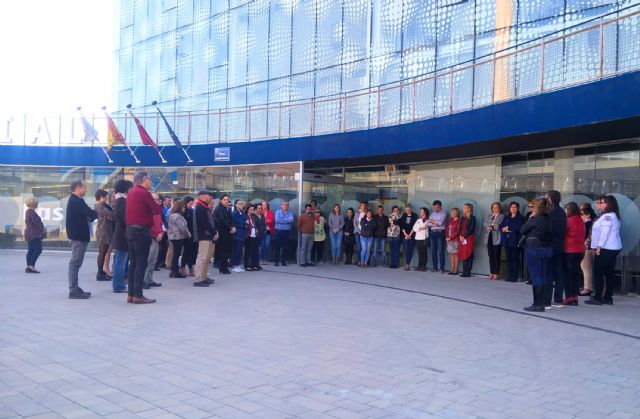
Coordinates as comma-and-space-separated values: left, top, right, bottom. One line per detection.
415, 239, 428, 270
544, 249, 565, 305
372, 237, 386, 266
329, 230, 343, 258
402, 237, 415, 266
430, 230, 446, 271
126, 226, 152, 298
299, 233, 313, 265
505, 246, 520, 282
171, 239, 184, 273
144, 239, 159, 285
388, 238, 401, 268
564, 252, 584, 300
244, 237, 259, 269
525, 247, 553, 287
592, 248, 621, 301
260, 233, 271, 261
232, 239, 245, 266
112, 249, 128, 292
26, 238, 43, 267
68, 240, 88, 292
359, 236, 373, 264
487, 241, 502, 275
156, 232, 168, 267
274, 230, 290, 264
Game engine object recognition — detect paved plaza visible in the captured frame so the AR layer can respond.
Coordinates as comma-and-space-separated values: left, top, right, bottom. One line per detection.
1, 250, 640, 419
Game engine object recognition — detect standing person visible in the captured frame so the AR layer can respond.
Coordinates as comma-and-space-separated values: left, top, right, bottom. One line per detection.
94, 189, 114, 282
585, 195, 623, 306
273, 201, 294, 266
343, 208, 356, 265
244, 204, 260, 271
125, 172, 161, 304
180, 197, 197, 276
163, 196, 174, 269
545, 190, 567, 308
387, 206, 402, 269
254, 204, 266, 270
194, 191, 218, 284
427, 200, 447, 273
372, 205, 389, 267
260, 201, 274, 265
499, 202, 525, 282
359, 209, 375, 268
143, 193, 164, 289
563, 202, 586, 306
65, 180, 98, 299
231, 199, 247, 273
521, 198, 553, 312
399, 204, 418, 271
445, 207, 461, 275
579, 203, 597, 296
111, 180, 132, 293
156, 195, 171, 269
413, 207, 430, 272
168, 200, 191, 278
213, 194, 233, 275
311, 209, 326, 263
353, 201, 368, 264
484, 202, 505, 280
24, 196, 46, 273
459, 203, 476, 278
298, 204, 315, 267
328, 204, 345, 264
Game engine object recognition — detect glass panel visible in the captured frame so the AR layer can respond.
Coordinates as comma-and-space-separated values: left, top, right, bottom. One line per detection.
291, 1, 317, 75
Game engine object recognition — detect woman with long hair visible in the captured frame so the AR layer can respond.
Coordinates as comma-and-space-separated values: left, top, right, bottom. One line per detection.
328, 204, 345, 264
168, 200, 191, 278
413, 207, 430, 271
520, 198, 553, 312
579, 202, 597, 296
499, 202, 524, 282
563, 202, 586, 305
94, 189, 114, 281
260, 201, 274, 265
458, 203, 476, 277
343, 208, 356, 264
484, 202, 505, 280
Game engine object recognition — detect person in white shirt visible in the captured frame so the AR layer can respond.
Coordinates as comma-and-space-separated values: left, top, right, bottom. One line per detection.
427, 200, 447, 273
413, 207, 430, 272
353, 201, 368, 264
585, 195, 623, 306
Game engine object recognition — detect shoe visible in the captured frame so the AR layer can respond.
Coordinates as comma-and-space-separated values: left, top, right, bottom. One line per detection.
149, 282, 162, 287
603, 298, 614, 305
256, 266, 263, 271
551, 302, 564, 308
403, 266, 410, 271
440, 269, 446, 274
447, 272, 457, 275
563, 298, 578, 306
275, 263, 280, 267
169, 272, 187, 278
525, 280, 532, 285
300, 263, 307, 267
524, 305, 544, 312
142, 284, 150, 289
281, 262, 288, 266
544, 305, 552, 310
459, 274, 471, 278
131, 296, 156, 304
153, 268, 161, 272
579, 290, 592, 296
127, 296, 133, 303
193, 280, 210, 287
69, 289, 91, 299
306, 263, 315, 267
188, 268, 195, 276
113, 289, 127, 293
238, 267, 246, 272
584, 299, 603, 306
158, 263, 166, 269
220, 270, 231, 275
204, 278, 215, 285
96, 273, 110, 281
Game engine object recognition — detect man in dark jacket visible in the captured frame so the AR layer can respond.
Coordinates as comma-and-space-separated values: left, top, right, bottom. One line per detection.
111, 179, 133, 293
372, 205, 389, 267
214, 194, 234, 275
194, 190, 218, 285
545, 189, 567, 307
65, 180, 98, 299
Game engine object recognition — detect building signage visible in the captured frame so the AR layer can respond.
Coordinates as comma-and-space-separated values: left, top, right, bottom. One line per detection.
214, 147, 230, 162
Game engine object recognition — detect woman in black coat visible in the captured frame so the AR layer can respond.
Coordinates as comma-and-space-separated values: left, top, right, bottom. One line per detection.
520, 198, 553, 312
213, 194, 234, 274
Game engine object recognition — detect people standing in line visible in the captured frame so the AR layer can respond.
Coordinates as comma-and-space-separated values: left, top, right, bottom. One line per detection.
372, 205, 389, 267
521, 198, 553, 312
579, 202, 597, 296
260, 201, 274, 265
111, 179, 132, 293
125, 172, 161, 304
353, 201, 368, 264
65, 180, 98, 299
343, 208, 356, 265
328, 204, 345, 264
244, 204, 261, 271
94, 189, 115, 282
413, 207, 430, 272
445, 207, 461, 275
143, 193, 164, 289
387, 206, 402, 269
459, 203, 476, 278
180, 197, 197, 277
193, 191, 217, 284
484, 202, 505, 280
231, 199, 247, 273
427, 200, 447, 273
359, 209, 376, 268
585, 195, 623, 306
156, 195, 171, 269
563, 202, 586, 306
168, 199, 191, 278
213, 194, 233, 275
298, 204, 315, 267
400, 204, 418, 271
273, 201, 294, 266
254, 204, 266, 271
312, 209, 326, 263
545, 190, 567, 308
499, 202, 524, 282
24, 196, 46, 273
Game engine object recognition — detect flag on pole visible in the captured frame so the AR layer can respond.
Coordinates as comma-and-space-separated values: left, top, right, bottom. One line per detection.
77, 107, 113, 163
152, 101, 192, 162
127, 106, 167, 163
104, 108, 140, 163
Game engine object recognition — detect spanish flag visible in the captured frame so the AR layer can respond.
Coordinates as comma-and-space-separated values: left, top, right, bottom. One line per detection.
105, 112, 126, 152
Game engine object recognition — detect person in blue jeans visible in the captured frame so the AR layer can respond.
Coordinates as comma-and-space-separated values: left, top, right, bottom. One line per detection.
372, 205, 389, 267
273, 201, 294, 266
399, 204, 418, 270
359, 210, 376, 267
428, 200, 447, 272
328, 204, 345, 264
231, 199, 247, 273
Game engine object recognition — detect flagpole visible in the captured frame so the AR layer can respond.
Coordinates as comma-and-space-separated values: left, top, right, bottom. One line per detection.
152, 101, 193, 163
127, 105, 167, 163
77, 107, 113, 163
103, 106, 139, 164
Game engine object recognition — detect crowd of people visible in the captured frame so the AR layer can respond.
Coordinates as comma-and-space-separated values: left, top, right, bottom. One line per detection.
22, 175, 623, 310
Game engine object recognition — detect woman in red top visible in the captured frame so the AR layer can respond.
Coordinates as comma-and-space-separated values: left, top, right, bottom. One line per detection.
260, 201, 275, 264
445, 207, 461, 275
563, 202, 586, 305
458, 203, 476, 277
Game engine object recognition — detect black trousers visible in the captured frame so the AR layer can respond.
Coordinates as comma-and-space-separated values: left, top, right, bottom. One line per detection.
97, 242, 110, 274
244, 237, 260, 269
126, 226, 152, 298
215, 234, 232, 273
170, 239, 185, 273
181, 240, 197, 268
344, 242, 354, 264
462, 255, 474, 276
273, 230, 290, 264
544, 249, 565, 305
564, 252, 584, 300
156, 232, 168, 267
311, 240, 325, 262
593, 248, 621, 301
415, 239, 428, 270
505, 247, 520, 282
487, 241, 501, 275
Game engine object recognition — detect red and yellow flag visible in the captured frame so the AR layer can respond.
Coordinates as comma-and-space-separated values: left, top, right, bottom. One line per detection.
105, 113, 126, 152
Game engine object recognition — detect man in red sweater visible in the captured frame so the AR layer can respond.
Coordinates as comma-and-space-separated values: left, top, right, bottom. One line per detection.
125, 172, 162, 304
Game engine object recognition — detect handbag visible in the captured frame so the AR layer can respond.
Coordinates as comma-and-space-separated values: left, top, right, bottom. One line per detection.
518, 234, 527, 249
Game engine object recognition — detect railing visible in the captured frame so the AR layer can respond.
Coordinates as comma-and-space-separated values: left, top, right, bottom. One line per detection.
2, 7, 640, 149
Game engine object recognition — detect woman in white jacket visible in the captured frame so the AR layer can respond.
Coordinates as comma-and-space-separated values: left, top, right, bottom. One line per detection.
413, 207, 430, 272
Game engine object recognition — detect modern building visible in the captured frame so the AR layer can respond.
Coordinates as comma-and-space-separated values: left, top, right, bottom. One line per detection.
1, 0, 639, 290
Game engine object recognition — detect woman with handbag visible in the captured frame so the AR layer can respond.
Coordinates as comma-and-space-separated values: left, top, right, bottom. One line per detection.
458, 203, 476, 277
520, 198, 553, 312
483, 202, 505, 280
499, 202, 524, 282
445, 207, 461, 275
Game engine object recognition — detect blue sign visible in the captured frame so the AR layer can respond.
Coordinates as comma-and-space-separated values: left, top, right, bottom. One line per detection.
214, 147, 230, 162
